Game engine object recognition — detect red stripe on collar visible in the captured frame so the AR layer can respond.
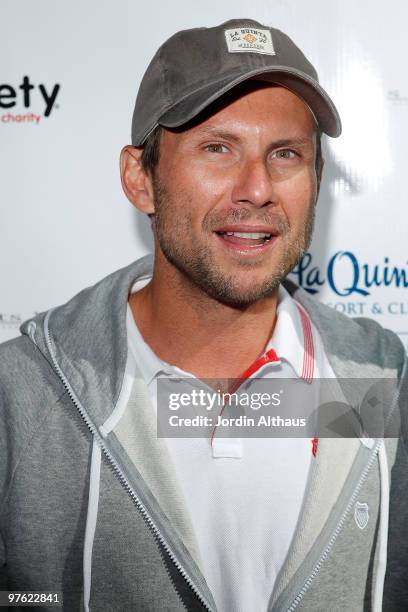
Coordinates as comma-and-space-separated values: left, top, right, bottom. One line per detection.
234, 348, 280, 385
296, 303, 315, 383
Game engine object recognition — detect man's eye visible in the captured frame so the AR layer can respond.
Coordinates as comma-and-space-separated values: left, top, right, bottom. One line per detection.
204, 143, 229, 153
272, 149, 298, 160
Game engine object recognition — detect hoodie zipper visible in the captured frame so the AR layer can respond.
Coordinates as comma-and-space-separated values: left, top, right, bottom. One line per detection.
42, 311, 214, 612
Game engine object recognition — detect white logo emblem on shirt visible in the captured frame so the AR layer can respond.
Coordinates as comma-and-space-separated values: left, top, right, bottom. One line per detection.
354, 502, 370, 530
224, 28, 275, 55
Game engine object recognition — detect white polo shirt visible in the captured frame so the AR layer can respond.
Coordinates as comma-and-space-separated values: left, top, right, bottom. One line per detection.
126, 278, 336, 612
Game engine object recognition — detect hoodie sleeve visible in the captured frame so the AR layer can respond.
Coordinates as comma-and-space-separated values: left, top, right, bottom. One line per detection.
383, 436, 408, 608
0, 335, 66, 585
382, 351, 408, 608
0, 338, 38, 516
0, 397, 5, 586
0, 536, 5, 589
0, 343, 13, 587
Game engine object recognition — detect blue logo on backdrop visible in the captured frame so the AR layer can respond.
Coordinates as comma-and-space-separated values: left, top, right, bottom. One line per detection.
291, 251, 408, 296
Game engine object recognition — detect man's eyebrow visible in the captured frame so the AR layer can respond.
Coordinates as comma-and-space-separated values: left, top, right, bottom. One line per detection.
267, 137, 314, 148
195, 126, 242, 143
193, 127, 314, 148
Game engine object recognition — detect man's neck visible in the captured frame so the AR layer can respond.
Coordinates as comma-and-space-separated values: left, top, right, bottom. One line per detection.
128, 262, 279, 380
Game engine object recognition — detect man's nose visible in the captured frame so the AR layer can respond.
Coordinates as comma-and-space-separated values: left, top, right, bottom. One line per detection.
231, 159, 276, 208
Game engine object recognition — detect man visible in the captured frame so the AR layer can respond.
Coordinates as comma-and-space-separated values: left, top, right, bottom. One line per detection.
0, 18, 407, 612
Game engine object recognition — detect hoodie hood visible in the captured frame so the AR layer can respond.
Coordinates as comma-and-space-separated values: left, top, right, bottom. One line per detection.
21, 256, 154, 428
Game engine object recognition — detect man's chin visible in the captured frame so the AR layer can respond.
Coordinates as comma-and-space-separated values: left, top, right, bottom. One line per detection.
157, 243, 293, 305
201, 276, 282, 307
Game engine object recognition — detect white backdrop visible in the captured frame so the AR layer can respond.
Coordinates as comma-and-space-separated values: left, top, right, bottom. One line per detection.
2, 1, 408, 346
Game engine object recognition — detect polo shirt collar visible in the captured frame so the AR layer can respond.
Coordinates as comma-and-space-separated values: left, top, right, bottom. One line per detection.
268, 284, 308, 379
127, 277, 312, 384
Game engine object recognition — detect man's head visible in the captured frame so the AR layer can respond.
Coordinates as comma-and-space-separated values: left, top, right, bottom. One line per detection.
121, 19, 341, 307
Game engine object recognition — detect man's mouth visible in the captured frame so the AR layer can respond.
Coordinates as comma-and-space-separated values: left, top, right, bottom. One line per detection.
215, 228, 276, 249
216, 230, 272, 246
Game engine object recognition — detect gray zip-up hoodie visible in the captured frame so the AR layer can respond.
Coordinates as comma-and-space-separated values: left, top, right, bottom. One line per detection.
1, 254, 408, 612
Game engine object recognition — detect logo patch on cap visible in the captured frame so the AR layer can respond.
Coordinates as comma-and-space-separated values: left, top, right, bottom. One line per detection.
224, 27, 275, 55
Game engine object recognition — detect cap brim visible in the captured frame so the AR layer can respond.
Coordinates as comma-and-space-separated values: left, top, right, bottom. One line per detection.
158, 65, 341, 138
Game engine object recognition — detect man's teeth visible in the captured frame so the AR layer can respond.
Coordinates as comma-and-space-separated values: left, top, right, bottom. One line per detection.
219, 231, 272, 239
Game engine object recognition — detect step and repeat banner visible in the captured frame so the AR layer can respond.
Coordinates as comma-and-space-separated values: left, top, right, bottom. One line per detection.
1, 1, 407, 347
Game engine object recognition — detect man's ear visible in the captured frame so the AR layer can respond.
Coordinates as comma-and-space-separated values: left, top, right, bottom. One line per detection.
120, 145, 155, 214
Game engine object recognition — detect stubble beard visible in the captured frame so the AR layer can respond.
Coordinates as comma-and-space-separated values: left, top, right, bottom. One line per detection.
151, 174, 316, 307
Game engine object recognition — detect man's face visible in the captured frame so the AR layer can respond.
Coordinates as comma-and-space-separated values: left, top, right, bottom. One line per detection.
150, 83, 320, 306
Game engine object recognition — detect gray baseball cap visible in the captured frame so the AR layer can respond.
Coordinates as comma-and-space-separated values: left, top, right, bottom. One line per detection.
131, 18, 341, 145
